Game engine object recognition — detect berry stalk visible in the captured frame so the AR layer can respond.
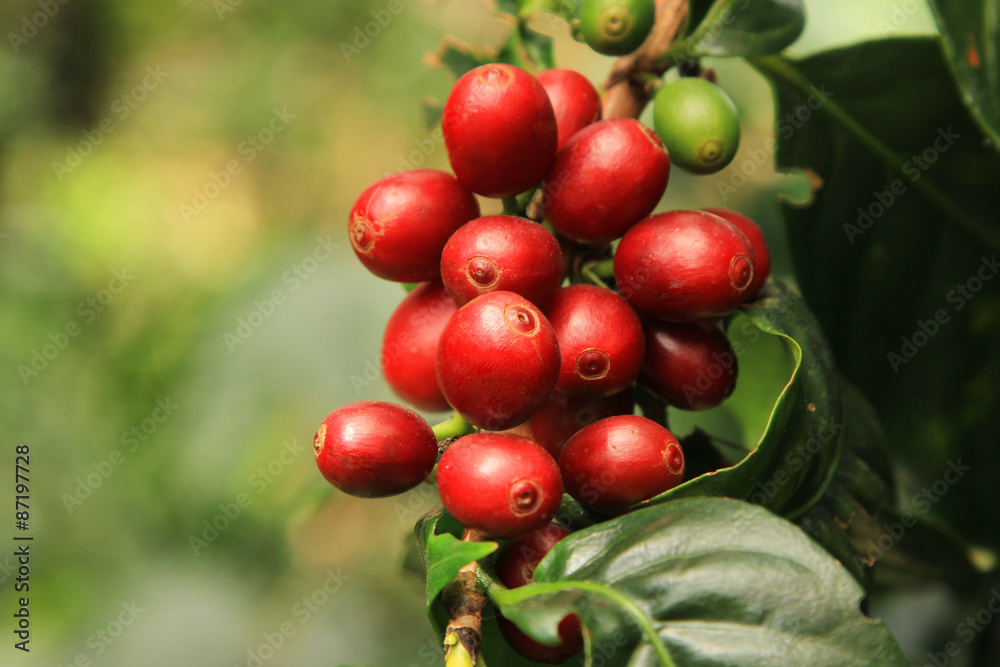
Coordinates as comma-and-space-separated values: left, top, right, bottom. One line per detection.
602, 0, 690, 120
442, 530, 489, 666
432, 412, 476, 441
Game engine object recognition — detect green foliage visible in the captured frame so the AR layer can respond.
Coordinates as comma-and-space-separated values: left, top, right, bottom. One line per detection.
646, 280, 847, 518
417, 508, 499, 633
928, 0, 1000, 145
492, 497, 909, 666
674, 0, 805, 58
754, 37, 1000, 552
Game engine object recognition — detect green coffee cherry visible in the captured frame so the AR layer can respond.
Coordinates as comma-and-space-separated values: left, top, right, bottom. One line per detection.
652, 77, 741, 175
578, 0, 656, 56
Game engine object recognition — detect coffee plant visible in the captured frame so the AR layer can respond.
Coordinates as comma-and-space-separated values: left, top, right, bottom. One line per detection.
316, 0, 1000, 664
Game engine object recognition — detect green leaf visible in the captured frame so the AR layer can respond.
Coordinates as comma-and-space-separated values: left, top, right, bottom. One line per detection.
646, 279, 844, 518
491, 497, 908, 667
672, 0, 805, 59
753, 37, 1000, 552
416, 507, 498, 619
420, 99, 444, 132
797, 380, 979, 590
427, 15, 555, 79
427, 37, 494, 80
927, 0, 1000, 148
497, 20, 557, 72
494, 0, 520, 15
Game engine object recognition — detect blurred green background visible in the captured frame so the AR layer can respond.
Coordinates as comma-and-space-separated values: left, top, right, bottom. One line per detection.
0, 0, 948, 665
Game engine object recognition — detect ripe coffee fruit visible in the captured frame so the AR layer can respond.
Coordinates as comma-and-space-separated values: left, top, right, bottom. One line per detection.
536, 68, 602, 151
546, 284, 645, 397
641, 320, 738, 411
436, 291, 560, 430
349, 169, 479, 282
495, 524, 571, 587
495, 525, 583, 663
615, 210, 756, 321
705, 208, 770, 300
443, 64, 558, 198
440, 215, 563, 307
653, 77, 741, 174
541, 118, 669, 244
529, 389, 634, 459
559, 415, 684, 514
498, 615, 583, 664
578, 0, 656, 56
382, 281, 457, 412
314, 401, 437, 498
437, 433, 562, 538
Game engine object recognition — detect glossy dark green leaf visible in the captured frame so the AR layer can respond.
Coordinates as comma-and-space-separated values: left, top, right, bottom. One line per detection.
646, 279, 843, 517
753, 37, 1000, 551
797, 379, 978, 590
491, 497, 908, 666
927, 0, 1000, 147
672, 0, 804, 59
416, 507, 498, 616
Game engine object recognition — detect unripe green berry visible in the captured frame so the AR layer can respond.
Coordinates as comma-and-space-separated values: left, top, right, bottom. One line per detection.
653, 77, 741, 174
578, 0, 656, 56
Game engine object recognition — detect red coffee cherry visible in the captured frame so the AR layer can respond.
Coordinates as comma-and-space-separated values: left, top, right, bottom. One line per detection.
495, 524, 583, 664
495, 524, 571, 587
436, 433, 563, 538
440, 215, 563, 308
349, 169, 479, 282
436, 291, 560, 430
540, 118, 669, 244
536, 68, 602, 151
443, 64, 558, 198
559, 415, 684, 514
704, 208, 771, 300
382, 281, 457, 412
545, 285, 645, 397
498, 615, 583, 665
529, 389, 635, 459
313, 401, 438, 498
614, 210, 756, 321
641, 320, 738, 411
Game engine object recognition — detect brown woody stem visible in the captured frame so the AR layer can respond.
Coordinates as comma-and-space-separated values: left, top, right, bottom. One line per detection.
602, 0, 690, 119
442, 529, 489, 665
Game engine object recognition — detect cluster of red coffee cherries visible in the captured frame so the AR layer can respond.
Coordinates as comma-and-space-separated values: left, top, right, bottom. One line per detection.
313, 61, 770, 662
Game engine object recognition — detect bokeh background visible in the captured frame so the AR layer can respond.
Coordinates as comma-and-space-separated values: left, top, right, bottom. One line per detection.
0, 0, 965, 665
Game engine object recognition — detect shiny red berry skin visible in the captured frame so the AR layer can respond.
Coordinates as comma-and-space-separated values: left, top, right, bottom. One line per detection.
491, 519, 583, 661
437, 433, 563, 538
495, 524, 571, 587
540, 118, 669, 244
436, 291, 560, 430
313, 401, 438, 498
614, 210, 756, 321
382, 281, 457, 412
559, 415, 684, 514
440, 215, 563, 308
704, 208, 771, 300
349, 169, 480, 282
641, 320, 738, 411
537, 68, 602, 151
529, 389, 635, 459
443, 64, 558, 198
545, 285, 645, 397
497, 614, 583, 664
